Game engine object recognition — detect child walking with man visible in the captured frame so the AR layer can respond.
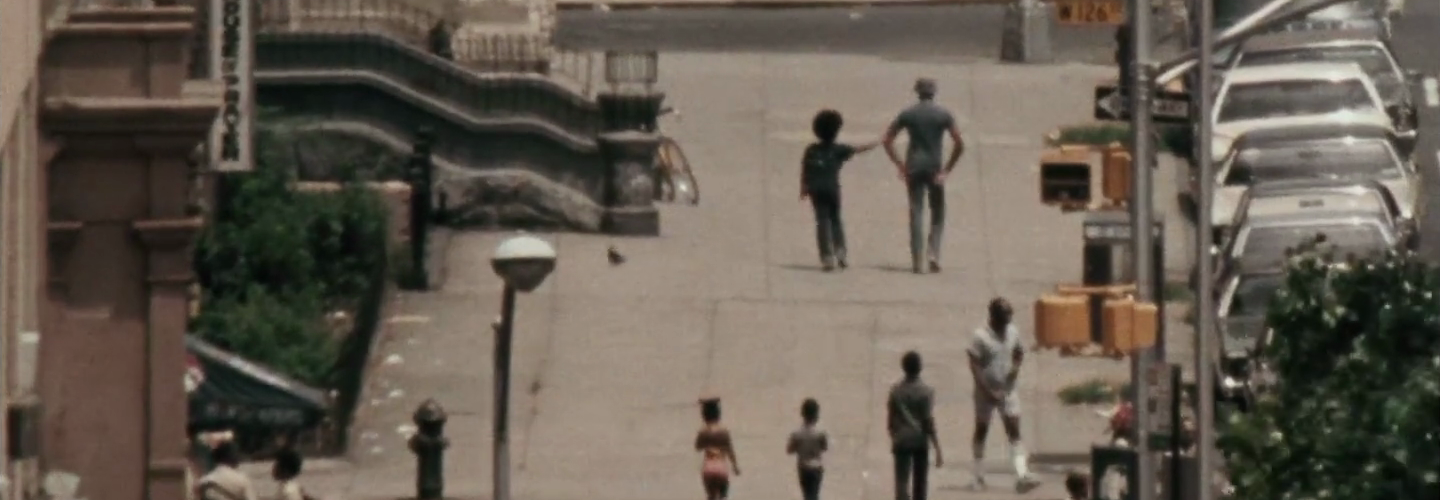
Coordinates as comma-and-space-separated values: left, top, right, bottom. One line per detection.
800, 109, 878, 272
788, 398, 829, 500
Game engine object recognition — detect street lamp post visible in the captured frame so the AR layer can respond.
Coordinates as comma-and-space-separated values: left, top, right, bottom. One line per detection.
489, 234, 558, 500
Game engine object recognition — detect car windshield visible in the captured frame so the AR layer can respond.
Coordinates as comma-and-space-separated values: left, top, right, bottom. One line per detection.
1239, 46, 1401, 99
1218, 79, 1377, 122
1237, 223, 1389, 269
1224, 139, 1400, 185
1226, 274, 1284, 318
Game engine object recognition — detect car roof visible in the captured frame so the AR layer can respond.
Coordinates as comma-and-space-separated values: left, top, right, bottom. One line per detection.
1224, 62, 1368, 84
1248, 177, 1390, 196
1244, 212, 1389, 228
1242, 29, 1384, 52
1244, 191, 1388, 219
1232, 123, 1393, 148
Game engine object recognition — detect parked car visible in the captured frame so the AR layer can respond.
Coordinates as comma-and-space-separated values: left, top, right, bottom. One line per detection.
1235, 178, 1418, 250
1227, 29, 1423, 139
1214, 211, 1399, 281
1281, 0, 1392, 40
1215, 268, 1285, 409
1211, 63, 1400, 162
1195, 122, 1423, 245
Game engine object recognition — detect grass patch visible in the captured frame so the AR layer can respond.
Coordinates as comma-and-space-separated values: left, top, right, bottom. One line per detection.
1057, 378, 1129, 406
1045, 122, 1195, 158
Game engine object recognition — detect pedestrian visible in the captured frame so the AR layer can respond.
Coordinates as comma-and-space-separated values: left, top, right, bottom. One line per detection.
695, 397, 741, 500
888, 351, 943, 500
272, 448, 316, 500
787, 398, 829, 500
1064, 470, 1091, 500
196, 441, 259, 500
967, 298, 1040, 492
801, 109, 879, 272
882, 78, 965, 274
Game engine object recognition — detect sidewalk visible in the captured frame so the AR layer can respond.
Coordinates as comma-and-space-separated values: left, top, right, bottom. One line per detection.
243, 52, 1196, 500
557, 0, 1009, 11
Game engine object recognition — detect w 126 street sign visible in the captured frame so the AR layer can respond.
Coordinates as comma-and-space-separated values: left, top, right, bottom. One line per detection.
1093, 84, 1192, 124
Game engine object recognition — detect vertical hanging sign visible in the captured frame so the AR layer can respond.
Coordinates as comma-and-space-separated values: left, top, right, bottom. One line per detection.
210, 0, 255, 172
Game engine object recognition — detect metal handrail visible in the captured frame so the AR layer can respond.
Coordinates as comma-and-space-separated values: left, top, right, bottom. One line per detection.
256, 0, 595, 95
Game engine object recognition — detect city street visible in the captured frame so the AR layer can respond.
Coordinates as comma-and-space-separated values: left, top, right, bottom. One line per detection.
248, 52, 1201, 500
556, 5, 1156, 64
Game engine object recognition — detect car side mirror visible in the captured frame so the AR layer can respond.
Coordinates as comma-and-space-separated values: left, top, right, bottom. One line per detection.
1394, 133, 1418, 158
1386, 104, 1403, 124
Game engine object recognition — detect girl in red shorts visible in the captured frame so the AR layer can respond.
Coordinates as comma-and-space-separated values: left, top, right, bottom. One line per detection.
695, 398, 741, 500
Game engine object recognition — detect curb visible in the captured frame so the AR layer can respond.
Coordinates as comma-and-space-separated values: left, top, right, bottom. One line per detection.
557, 0, 1010, 10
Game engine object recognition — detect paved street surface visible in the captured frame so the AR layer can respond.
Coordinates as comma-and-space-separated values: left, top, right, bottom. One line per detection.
1390, 0, 1440, 260
556, 5, 1180, 64
237, 52, 1203, 500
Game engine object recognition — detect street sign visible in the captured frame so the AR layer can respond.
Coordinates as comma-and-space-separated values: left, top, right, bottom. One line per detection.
1056, 0, 1125, 25
1093, 84, 1192, 123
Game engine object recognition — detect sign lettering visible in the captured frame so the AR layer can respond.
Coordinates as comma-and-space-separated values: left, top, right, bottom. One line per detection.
1056, 0, 1125, 25
210, 0, 254, 171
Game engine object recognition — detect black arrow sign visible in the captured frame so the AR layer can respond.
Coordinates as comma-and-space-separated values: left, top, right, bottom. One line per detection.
1093, 84, 1192, 123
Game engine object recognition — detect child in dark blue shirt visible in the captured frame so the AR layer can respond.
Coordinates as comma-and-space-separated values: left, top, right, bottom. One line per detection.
801, 110, 877, 272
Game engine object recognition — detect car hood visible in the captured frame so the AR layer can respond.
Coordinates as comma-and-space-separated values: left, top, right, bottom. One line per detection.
1211, 185, 1248, 228
1212, 113, 1395, 158
1221, 316, 1266, 358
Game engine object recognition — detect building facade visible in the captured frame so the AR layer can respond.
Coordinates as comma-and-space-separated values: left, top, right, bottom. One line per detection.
4, 2, 220, 500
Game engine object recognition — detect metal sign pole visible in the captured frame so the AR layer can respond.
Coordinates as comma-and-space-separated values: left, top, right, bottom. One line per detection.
1129, 0, 1157, 497
1193, 0, 1218, 496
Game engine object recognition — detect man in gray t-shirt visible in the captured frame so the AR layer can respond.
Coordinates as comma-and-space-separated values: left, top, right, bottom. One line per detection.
967, 298, 1039, 492
883, 78, 966, 274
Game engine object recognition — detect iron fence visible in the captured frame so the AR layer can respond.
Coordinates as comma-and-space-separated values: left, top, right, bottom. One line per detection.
256, 32, 602, 139
603, 50, 659, 92
256, 0, 595, 95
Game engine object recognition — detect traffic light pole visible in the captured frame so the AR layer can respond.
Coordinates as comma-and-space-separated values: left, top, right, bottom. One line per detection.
1193, 0, 1217, 497
1127, 0, 1157, 499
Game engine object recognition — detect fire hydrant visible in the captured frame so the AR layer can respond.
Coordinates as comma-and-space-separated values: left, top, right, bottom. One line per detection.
408, 399, 450, 500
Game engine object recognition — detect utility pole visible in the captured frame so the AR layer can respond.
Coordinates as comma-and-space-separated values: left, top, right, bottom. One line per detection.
1127, 0, 1157, 499
1193, 0, 1217, 497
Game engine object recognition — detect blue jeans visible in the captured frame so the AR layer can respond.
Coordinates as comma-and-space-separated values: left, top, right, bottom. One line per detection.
809, 190, 846, 262
906, 172, 945, 267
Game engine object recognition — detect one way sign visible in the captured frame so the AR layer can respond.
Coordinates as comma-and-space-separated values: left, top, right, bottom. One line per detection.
1093, 84, 1192, 123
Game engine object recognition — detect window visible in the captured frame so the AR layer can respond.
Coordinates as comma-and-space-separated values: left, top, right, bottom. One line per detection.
1239, 46, 1402, 99
1224, 139, 1401, 185
1226, 274, 1284, 317
1218, 79, 1378, 122
1237, 223, 1389, 270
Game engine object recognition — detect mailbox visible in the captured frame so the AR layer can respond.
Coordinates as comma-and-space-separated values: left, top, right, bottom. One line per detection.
1040, 147, 1093, 207
1101, 143, 1132, 204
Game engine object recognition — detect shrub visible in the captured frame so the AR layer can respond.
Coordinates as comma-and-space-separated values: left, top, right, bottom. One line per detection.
192, 112, 390, 385
1220, 241, 1439, 500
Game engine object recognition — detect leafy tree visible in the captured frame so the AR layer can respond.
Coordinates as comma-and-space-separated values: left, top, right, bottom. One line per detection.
1220, 242, 1440, 500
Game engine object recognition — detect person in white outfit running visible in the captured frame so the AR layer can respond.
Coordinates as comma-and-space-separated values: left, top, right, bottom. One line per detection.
967, 298, 1040, 493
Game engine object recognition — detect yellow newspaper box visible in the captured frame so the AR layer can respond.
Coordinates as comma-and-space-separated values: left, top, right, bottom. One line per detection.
1130, 301, 1159, 351
1034, 294, 1090, 349
1101, 296, 1135, 353
1102, 143, 1132, 204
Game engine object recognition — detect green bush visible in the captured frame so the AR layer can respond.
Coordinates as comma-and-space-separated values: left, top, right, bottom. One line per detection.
1220, 241, 1439, 500
1047, 122, 1193, 157
192, 113, 390, 386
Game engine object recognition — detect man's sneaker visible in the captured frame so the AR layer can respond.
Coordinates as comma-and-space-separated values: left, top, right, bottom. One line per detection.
912, 263, 925, 274
821, 257, 836, 272
967, 476, 987, 492
1015, 475, 1041, 494
836, 254, 849, 269
928, 260, 941, 273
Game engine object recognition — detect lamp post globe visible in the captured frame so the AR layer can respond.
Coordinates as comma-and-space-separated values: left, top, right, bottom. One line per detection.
491, 234, 557, 293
